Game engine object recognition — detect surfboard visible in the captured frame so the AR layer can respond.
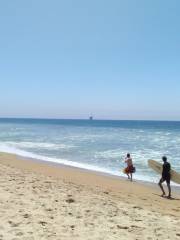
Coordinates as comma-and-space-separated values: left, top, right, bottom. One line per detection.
148, 159, 180, 184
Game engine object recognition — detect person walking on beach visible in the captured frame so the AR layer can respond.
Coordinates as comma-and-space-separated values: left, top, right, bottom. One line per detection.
158, 156, 171, 198
124, 153, 134, 181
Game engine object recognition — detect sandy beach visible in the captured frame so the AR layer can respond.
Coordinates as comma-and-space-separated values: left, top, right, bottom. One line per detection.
0, 152, 180, 240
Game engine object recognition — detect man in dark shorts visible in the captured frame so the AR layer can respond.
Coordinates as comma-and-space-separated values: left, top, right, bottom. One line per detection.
158, 156, 171, 198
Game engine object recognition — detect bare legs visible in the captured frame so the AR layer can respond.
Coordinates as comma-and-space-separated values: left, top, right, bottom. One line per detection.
127, 173, 133, 181
158, 179, 171, 198
167, 183, 171, 198
158, 179, 165, 197
130, 173, 132, 181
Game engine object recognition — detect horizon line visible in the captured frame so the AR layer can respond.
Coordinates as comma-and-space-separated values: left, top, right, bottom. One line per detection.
0, 117, 180, 122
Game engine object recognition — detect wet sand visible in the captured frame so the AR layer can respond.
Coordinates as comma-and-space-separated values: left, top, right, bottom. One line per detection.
0, 152, 180, 240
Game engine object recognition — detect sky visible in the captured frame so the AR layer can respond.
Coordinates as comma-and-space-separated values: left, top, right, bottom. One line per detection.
0, 0, 180, 120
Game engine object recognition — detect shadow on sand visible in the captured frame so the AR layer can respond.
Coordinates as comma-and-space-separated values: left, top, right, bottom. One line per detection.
152, 193, 180, 201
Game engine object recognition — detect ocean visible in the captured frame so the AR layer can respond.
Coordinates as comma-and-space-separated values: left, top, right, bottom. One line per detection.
0, 118, 180, 184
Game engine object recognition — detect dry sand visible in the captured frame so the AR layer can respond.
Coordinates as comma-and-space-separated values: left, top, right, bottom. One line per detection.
0, 152, 180, 240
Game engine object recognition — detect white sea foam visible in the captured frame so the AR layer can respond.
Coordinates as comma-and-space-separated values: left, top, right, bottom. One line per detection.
0, 141, 75, 150
0, 143, 118, 175
95, 149, 123, 159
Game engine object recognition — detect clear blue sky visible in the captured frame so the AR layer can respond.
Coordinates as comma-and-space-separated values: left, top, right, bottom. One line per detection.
0, 0, 180, 120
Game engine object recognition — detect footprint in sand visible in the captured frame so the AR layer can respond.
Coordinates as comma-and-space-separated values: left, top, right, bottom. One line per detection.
38, 221, 48, 226
66, 198, 75, 203
46, 208, 53, 212
135, 219, 143, 222
88, 222, 97, 227
117, 225, 129, 230
104, 191, 109, 195
109, 219, 115, 223
67, 194, 73, 197
131, 225, 140, 228
122, 210, 128, 216
173, 208, 180, 212
154, 227, 162, 234
133, 206, 143, 210
23, 213, 30, 219
70, 225, 75, 230
16, 232, 24, 236
8, 221, 21, 228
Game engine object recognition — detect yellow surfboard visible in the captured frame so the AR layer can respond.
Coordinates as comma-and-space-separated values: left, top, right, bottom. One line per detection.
148, 159, 180, 184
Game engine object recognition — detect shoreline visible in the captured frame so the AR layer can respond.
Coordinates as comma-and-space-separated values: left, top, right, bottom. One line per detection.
0, 152, 167, 191
0, 152, 180, 203
1, 151, 180, 193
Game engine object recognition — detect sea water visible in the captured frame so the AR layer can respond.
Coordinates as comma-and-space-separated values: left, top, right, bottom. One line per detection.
0, 118, 180, 184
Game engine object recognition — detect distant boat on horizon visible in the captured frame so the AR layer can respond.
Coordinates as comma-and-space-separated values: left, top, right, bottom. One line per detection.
89, 115, 93, 121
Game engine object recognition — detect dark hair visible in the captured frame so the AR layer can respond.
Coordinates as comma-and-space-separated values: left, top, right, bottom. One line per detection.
127, 153, 130, 158
162, 156, 167, 162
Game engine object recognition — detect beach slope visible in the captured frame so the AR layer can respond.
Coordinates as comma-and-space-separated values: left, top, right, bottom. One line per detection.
0, 152, 180, 240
